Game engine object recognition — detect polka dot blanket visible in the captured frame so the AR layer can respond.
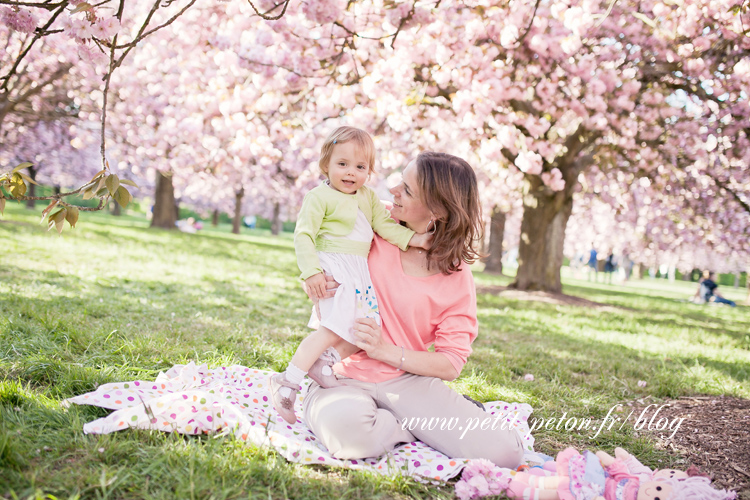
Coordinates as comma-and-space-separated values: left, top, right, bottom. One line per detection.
64, 362, 538, 482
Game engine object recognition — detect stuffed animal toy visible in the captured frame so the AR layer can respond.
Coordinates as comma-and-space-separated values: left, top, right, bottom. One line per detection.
503, 447, 736, 500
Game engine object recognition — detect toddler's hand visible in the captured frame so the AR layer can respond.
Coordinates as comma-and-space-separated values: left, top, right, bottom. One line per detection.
304, 273, 327, 301
410, 232, 433, 250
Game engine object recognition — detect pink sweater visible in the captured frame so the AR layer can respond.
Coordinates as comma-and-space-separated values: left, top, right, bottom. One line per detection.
337, 235, 478, 383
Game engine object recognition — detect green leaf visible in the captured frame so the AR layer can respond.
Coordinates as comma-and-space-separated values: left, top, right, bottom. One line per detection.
89, 169, 107, 183
70, 2, 92, 13
9, 174, 27, 197
82, 188, 96, 200
17, 172, 39, 185
49, 208, 67, 235
95, 176, 107, 194
65, 206, 79, 228
41, 200, 60, 223
114, 186, 132, 208
119, 179, 140, 188
105, 173, 120, 196
96, 187, 110, 198
12, 162, 33, 173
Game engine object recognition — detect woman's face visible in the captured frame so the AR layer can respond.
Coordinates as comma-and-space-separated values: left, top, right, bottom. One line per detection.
389, 160, 432, 232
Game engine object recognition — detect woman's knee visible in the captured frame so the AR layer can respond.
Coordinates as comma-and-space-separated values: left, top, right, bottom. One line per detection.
304, 387, 381, 458
455, 428, 524, 469
485, 430, 524, 468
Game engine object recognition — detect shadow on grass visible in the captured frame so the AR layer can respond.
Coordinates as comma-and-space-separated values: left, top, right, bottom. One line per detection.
474, 297, 750, 395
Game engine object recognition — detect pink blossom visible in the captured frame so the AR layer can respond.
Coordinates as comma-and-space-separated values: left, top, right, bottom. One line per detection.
524, 373, 535, 381
542, 168, 565, 191
500, 25, 519, 48
454, 459, 509, 500
78, 44, 109, 66
637, 380, 647, 387
455, 480, 474, 500
70, 17, 93, 39
515, 151, 543, 175
462, 459, 496, 480
302, 0, 340, 25
91, 17, 121, 39
467, 475, 490, 496
2, 7, 38, 34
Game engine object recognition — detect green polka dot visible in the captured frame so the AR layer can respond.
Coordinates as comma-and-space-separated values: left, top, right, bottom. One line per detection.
124, 383, 129, 388
200, 398, 206, 404
131, 415, 138, 421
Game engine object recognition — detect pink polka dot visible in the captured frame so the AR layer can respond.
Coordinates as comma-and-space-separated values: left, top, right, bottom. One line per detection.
127, 397, 135, 401
134, 381, 140, 386
103, 394, 110, 399
170, 414, 176, 419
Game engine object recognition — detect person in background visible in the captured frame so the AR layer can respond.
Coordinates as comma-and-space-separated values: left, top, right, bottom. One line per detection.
587, 244, 598, 282
693, 270, 736, 307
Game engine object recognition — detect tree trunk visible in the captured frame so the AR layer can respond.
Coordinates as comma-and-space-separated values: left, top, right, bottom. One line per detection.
637, 264, 645, 279
734, 273, 739, 288
212, 209, 219, 226
511, 176, 574, 293
25, 166, 36, 209
112, 199, 122, 216
745, 266, 750, 306
232, 187, 244, 235
271, 202, 282, 235
483, 207, 506, 274
151, 170, 177, 229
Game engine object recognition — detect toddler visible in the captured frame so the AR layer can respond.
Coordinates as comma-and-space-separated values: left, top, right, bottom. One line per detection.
269, 126, 430, 424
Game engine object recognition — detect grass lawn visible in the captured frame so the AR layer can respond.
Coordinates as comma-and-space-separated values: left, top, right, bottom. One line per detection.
1, 203, 749, 499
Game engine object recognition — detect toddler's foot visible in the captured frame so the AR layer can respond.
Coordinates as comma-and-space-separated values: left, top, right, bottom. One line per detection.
308, 348, 342, 388
269, 373, 300, 424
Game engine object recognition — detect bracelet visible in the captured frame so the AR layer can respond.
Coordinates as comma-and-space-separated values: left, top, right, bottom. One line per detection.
397, 346, 405, 371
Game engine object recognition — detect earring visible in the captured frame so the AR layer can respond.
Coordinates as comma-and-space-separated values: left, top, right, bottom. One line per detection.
425, 219, 436, 235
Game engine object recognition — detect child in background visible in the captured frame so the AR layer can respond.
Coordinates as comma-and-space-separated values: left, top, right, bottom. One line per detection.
269, 126, 431, 424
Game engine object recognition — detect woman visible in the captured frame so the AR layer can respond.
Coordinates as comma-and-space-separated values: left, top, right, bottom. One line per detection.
302, 151, 524, 468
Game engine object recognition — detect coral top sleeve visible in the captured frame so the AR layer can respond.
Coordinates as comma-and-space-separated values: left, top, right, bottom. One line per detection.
337, 235, 478, 383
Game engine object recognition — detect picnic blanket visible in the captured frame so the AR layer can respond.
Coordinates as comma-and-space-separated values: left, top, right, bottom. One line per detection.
64, 362, 538, 482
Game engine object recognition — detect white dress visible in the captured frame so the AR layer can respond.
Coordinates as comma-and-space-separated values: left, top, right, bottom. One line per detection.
307, 209, 380, 343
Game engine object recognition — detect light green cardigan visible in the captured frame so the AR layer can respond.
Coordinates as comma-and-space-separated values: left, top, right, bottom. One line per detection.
294, 183, 415, 280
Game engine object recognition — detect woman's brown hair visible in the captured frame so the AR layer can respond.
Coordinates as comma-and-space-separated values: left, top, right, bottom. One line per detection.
416, 151, 484, 275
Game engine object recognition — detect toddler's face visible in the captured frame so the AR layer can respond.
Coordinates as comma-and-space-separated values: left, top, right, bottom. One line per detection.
325, 141, 370, 194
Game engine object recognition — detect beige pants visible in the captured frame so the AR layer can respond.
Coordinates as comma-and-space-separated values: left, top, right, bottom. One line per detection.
302, 373, 524, 468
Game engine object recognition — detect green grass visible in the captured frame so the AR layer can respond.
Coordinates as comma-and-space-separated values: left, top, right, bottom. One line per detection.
1, 203, 749, 499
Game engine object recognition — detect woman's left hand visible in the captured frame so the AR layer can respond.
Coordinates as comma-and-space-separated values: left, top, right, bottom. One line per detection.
352, 318, 387, 360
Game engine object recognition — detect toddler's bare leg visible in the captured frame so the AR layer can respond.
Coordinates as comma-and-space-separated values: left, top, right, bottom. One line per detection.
330, 338, 360, 359
289, 326, 340, 372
